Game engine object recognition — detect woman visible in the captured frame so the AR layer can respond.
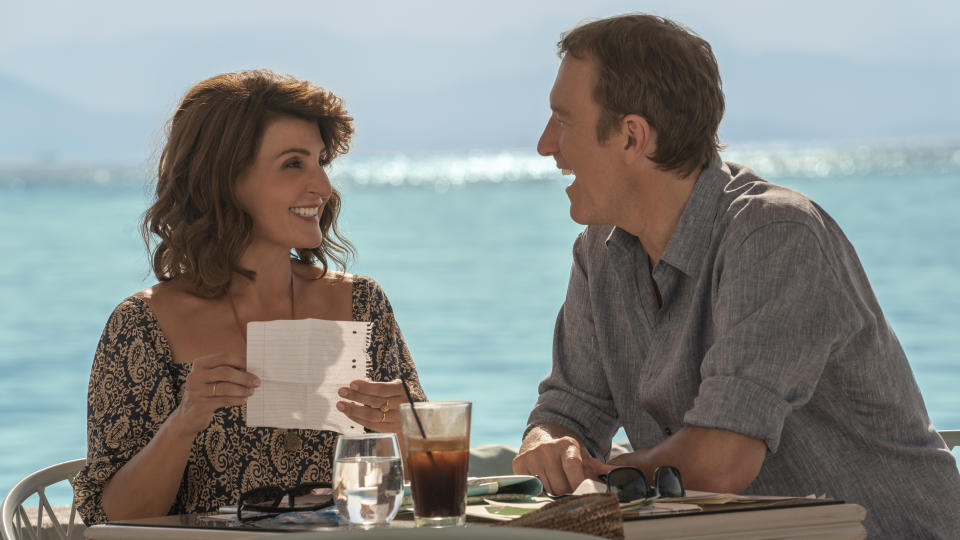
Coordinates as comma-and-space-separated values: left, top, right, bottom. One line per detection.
72, 70, 425, 524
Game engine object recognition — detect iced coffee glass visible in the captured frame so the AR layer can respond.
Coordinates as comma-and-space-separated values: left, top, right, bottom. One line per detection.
399, 401, 471, 527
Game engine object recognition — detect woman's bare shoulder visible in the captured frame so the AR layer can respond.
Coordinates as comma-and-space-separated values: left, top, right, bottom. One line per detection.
294, 265, 355, 319
295, 264, 355, 288
133, 280, 211, 318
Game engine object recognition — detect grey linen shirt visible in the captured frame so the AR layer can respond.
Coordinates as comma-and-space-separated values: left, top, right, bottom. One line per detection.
527, 158, 960, 538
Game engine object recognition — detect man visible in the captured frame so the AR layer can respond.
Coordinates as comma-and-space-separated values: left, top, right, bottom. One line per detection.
513, 14, 960, 538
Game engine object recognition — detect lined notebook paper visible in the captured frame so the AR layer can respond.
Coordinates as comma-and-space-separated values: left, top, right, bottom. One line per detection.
245, 318, 372, 434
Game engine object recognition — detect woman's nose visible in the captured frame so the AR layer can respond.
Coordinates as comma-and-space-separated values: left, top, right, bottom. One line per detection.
308, 167, 332, 198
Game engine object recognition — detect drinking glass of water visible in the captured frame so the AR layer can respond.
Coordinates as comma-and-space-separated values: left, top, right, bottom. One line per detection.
332, 432, 404, 527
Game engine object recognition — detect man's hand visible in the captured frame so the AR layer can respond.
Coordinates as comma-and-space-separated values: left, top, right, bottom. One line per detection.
513, 424, 610, 495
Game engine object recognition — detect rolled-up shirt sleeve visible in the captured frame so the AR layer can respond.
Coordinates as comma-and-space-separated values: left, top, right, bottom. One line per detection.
684, 221, 858, 453
526, 232, 620, 459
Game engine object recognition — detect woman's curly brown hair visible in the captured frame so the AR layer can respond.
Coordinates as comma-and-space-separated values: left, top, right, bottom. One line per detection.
141, 69, 355, 297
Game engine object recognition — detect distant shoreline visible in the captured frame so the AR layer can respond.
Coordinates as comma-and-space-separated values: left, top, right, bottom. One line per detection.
2, 141, 959, 187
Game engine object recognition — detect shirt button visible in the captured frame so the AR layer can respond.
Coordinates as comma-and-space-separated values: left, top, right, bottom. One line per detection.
283, 431, 302, 452
664, 427, 672, 436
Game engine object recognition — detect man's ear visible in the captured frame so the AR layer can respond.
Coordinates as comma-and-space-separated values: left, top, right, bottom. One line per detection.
621, 114, 653, 164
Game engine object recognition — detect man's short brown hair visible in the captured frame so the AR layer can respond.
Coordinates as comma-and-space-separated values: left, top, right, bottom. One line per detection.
142, 70, 355, 297
560, 14, 724, 177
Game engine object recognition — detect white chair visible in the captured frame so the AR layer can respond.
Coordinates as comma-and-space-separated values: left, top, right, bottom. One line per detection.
1, 459, 86, 540
940, 430, 960, 450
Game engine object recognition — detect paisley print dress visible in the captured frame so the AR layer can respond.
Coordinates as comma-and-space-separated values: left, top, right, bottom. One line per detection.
73, 275, 425, 525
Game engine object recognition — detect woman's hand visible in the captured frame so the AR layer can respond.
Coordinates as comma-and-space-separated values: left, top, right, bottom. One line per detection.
336, 379, 408, 435
103, 352, 259, 521
169, 352, 261, 437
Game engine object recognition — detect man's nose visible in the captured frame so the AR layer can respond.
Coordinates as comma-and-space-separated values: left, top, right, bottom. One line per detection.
537, 118, 558, 157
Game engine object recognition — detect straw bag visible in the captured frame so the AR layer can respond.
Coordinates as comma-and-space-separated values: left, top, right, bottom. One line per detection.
493, 493, 624, 540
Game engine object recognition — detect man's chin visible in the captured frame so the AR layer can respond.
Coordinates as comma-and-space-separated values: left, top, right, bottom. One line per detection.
568, 204, 594, 226
566, 184, 598, 225
568, 204, 613, 227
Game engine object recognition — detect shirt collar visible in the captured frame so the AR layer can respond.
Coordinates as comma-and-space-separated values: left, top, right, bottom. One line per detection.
659, 155, 728, 276
604, 224, 637, 250
603, 155, 728, 276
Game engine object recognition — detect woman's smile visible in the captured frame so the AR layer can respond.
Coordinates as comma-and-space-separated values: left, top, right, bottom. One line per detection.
289, 205, 320, 221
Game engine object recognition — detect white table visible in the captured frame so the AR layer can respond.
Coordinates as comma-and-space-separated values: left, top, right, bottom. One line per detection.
85, 502, 867, 540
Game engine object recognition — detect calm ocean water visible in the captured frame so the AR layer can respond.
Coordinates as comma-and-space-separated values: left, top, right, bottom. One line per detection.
2, 144, 959, 504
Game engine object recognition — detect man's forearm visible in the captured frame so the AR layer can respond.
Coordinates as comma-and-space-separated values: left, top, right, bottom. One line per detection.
608, 426, 766, 494
520, 423, 583, 453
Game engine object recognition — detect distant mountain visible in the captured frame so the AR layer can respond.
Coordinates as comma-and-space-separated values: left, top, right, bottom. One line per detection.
2, 41, 959, 165
0, 74, 159, 163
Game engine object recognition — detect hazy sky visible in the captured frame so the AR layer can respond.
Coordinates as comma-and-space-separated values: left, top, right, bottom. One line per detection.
1, 0, 959, 159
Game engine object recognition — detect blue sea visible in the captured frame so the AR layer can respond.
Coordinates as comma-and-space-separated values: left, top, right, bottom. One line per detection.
2, 143, 959, 505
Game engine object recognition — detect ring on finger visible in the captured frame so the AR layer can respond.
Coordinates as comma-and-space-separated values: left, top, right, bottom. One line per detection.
379, 398, 390, 414
211, 382, 218, 397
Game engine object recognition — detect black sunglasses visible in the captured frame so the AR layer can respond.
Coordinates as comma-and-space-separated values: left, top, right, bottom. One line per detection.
237, 482, 334, 522
599, 466, 685, 502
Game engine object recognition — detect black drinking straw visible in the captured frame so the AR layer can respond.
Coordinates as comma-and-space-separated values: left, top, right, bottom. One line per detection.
401, 381, 427, 438
401, 379, 435, 465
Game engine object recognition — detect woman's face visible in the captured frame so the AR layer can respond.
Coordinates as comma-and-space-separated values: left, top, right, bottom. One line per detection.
235, 115, 333, 251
